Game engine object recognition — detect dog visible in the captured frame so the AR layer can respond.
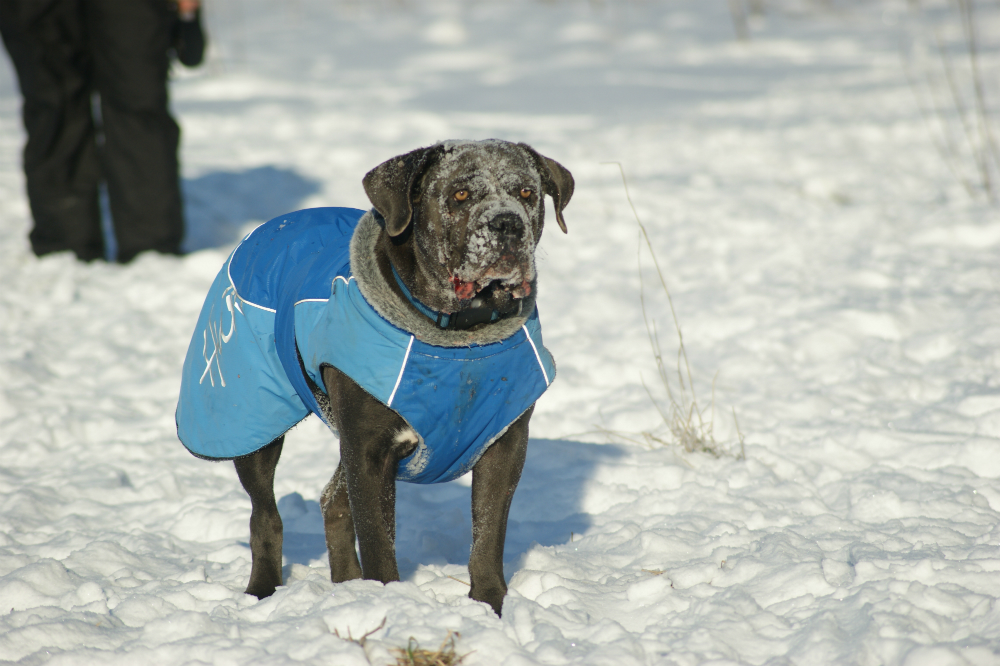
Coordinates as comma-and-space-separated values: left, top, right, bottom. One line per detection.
175, 139, 573, 616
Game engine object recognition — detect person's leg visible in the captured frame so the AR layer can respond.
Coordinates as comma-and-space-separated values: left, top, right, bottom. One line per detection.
86, 0, 183, 263
0, 0, 104, 261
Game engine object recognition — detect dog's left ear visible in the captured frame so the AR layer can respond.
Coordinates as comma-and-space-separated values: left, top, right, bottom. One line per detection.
519, 144, 574, 234
363, 145, 442, 237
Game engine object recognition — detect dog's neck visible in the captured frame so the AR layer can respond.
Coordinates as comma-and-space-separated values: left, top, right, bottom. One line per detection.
351, 210, 535, 347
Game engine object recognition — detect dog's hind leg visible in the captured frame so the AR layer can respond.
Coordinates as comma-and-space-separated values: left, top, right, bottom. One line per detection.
234, 436, 285, 599
320, 463, 362, 582
469, 406, 532, 617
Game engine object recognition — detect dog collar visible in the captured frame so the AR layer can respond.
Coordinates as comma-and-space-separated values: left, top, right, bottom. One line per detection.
389, 265, 520, 331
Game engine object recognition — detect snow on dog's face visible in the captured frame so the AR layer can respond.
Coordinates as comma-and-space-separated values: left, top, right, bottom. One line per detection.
420, 140, 543, 305
363, 139, 573, 316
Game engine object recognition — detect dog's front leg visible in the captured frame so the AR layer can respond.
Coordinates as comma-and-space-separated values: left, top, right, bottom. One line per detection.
323, 366, 416, 585
234, 435, 285, 599
469, 406, 532, 617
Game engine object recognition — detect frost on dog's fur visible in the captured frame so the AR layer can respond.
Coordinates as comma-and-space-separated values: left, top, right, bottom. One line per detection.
364, 139, 572, 320
429, 140, 544, 290
415, 141, 544, 310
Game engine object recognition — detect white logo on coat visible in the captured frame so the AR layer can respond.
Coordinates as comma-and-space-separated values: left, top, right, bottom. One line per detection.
200, 286, 242, 387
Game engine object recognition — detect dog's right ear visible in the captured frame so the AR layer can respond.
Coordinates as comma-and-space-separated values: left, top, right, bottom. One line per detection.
363, 145, 442, 237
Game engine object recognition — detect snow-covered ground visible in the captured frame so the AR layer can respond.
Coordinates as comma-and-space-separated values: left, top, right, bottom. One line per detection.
2, 1, 1000, 663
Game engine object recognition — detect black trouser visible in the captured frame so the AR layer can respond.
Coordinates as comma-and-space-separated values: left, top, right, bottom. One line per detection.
0, 0, 183, 262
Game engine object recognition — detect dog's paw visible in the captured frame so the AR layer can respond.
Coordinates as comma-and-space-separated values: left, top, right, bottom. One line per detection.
244, 576, 280, 600
245, 586, 273, 600
469, 584, 506, 617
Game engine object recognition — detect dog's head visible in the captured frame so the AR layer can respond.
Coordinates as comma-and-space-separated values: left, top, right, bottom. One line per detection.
363, 139, 573, 317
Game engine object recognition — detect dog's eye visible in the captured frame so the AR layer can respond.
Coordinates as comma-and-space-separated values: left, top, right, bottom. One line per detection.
454, 190, 469, 202
519, 188, 532, 199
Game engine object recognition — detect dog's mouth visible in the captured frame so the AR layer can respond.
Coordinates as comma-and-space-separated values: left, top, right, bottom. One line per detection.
450, 251, 533, 304
450, 275, 531, 301
446, 277, 530, 323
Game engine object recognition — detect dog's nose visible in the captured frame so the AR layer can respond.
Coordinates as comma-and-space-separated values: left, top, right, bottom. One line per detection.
488, 212, 524, 238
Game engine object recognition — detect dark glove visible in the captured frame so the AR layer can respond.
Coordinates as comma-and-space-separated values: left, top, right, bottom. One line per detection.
173, 9, 206, 67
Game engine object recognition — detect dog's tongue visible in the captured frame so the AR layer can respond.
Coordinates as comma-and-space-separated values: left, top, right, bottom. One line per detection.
450, 276, 477, 300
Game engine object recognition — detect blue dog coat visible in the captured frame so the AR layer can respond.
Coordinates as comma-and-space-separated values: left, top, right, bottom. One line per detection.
175, 207, 556, 484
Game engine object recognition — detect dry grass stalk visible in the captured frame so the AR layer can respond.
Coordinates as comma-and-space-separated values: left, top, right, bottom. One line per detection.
906, 0, 1000, 203
602, 162, 744, 459
445, 574, 470, 586
334, 616, 386, 648
392, 631, 468, 666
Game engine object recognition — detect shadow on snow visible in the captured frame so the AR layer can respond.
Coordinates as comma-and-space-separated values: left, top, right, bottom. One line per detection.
275, 438, 627, 583
181, 165, 321, 253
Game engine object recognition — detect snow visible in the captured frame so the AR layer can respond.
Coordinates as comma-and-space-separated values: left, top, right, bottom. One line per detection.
2, 0, 1000, 664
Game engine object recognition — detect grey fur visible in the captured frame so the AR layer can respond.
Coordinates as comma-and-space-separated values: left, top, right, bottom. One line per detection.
350, 210, 535, 347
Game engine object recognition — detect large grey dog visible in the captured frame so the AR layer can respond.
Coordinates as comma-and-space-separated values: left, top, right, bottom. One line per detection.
207, 140, 573, 617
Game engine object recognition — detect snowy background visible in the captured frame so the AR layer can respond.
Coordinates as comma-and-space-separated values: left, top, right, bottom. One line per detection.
2, 1, 1000, 663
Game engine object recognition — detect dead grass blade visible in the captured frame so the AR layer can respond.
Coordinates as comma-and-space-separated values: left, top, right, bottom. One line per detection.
392, 631, 468, 666
906, 0, 1000, 203
333, 616, 386, 649
601, 161, 743, 458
